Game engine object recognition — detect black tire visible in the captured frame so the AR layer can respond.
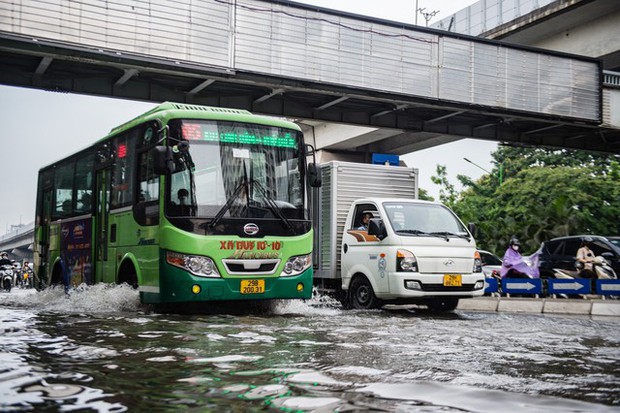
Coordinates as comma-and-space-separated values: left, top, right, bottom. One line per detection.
426, 297, 459, 312
348, 276, 381, 310
337, 288, 352, 310
51, 264, 64, 286
3, 278, 11, 292
118, 262, 138, 289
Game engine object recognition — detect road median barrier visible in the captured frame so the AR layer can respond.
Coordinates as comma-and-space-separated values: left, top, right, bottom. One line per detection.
458, 296, 620, 316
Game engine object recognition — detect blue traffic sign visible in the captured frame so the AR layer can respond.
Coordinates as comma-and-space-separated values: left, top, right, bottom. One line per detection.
484, 278, 499, 293
595, 279, 620, 295
502, 278, 542, 295
547, 278, 591, 294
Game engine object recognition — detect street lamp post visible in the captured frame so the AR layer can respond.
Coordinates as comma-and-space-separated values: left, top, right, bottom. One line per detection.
464, 158, 503, 185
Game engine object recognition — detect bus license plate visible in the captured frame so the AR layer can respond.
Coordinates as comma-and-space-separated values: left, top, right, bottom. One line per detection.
240, 279, 265, 294
443, 274, 462, 287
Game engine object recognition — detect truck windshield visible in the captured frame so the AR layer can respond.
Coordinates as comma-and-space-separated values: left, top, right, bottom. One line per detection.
166, 119, 306, 221
383, 202, 469, 239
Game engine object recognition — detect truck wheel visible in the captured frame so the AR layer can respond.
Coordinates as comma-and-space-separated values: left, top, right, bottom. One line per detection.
349, 277, 381, 310
426, 297, 459, 312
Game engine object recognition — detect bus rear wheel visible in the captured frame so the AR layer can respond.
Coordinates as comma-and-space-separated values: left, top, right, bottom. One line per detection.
51, 264, 65, 288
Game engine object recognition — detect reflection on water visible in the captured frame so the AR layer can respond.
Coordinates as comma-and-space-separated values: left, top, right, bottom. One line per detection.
0, 285, 618, 412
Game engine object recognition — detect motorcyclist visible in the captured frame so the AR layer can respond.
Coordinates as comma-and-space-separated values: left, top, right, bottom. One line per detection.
575, 237, 596, 278
21, 260, 33, 288
500, 238, 539, 279
0, 252, 13, 291
0, 252, 11, 267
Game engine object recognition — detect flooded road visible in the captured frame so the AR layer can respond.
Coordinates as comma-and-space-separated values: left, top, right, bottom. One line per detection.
1, 286, 619, 412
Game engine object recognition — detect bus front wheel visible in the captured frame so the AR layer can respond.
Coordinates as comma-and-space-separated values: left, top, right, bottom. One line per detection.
118, 262, 138, 290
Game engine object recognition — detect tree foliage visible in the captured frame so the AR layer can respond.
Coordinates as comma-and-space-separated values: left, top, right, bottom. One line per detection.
429, 146, 620, 255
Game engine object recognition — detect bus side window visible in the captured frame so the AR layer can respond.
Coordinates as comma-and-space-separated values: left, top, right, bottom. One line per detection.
75, 153, 94, 214
135, 151, 160, 226
54, 161, 75, 219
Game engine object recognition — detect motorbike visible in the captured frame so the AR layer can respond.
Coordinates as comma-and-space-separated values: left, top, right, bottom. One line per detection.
21, 267, 34, 289
1, 265, 13, 292
553, 256, 617, 280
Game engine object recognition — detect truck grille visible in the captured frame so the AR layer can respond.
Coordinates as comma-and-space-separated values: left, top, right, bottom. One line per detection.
421, 283, 478, 292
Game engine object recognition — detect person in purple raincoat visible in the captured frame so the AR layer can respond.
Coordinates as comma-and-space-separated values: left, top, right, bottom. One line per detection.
500, 238, 539, 279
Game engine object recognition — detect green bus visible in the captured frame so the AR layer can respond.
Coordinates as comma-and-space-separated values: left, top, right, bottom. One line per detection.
34, 102, 321, 306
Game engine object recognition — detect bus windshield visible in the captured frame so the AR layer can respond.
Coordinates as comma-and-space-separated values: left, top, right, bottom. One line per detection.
167, 119, 306, 221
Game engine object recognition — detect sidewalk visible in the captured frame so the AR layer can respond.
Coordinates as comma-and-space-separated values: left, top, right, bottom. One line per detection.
457, 296, 620, 316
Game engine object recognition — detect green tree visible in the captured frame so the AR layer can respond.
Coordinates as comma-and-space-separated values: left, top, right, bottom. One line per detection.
453, 147, 620, 255
417, 187, 434, 201
430, 165, 457, 207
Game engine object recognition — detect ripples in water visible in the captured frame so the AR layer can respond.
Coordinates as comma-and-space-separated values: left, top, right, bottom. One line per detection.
0, 285, 619, 412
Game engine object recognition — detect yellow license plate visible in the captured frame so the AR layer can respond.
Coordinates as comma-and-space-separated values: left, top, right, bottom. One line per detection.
240, 279, 265, 294
443, 274, 462, 287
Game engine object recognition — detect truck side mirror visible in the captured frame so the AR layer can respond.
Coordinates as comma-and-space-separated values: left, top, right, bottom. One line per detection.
368, 218, 387, 240
308, 163, 322, 188
468, 222, 477, 238
150, 146, 175, 175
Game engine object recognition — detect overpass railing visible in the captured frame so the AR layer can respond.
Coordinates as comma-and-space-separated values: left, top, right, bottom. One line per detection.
0, 222, 34, 243
604, 71, 620, 88
0, 0, 601, 122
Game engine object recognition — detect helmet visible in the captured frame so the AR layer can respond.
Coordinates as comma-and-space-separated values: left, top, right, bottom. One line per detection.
509, 238, 520, 246
582, 236, 593, 245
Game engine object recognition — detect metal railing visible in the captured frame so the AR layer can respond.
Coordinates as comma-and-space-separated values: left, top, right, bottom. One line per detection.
603, 71, 620, 88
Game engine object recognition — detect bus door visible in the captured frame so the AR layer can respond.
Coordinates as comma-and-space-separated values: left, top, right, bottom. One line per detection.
37, 187, 54, 285
94, 167, 113, 283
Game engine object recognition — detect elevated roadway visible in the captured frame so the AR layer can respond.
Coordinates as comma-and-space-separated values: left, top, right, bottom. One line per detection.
0, 0, 619, 156
0, 223, 34, 262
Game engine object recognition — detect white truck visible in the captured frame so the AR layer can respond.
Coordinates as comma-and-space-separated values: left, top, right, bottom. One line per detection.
312, 161, 485, 311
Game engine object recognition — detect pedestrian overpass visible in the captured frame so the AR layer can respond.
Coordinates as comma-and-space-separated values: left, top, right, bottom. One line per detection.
0, 0, 619, 157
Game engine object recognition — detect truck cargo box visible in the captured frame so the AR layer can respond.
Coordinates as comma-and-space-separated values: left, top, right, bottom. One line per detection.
312, 161, 418, 280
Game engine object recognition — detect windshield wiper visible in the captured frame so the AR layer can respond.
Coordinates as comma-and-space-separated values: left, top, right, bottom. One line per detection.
251, 180, 296, 235
429, 231, 471, 241
208, 179, 247, 230
395, 229, 429, 236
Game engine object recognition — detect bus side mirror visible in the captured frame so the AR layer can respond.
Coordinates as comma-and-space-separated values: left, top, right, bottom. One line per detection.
468, 222, 477, 238
308, 163, 322, 188
150, 146, 175, 175
368, 218, 387, 240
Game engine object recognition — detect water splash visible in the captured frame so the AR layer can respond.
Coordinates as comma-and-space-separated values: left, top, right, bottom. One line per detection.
0, 284, 142, 313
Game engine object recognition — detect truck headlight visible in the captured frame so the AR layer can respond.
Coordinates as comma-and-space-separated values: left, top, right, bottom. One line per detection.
281, 254, 312, 277
166, 251, 220, 278
397, 249, 418, 272
473, 250, 482, 273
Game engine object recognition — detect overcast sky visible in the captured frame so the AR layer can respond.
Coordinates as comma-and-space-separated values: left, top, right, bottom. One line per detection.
0, 0, 494, 234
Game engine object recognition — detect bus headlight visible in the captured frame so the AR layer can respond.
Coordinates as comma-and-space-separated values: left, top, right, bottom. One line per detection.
281, 254, 311, 277
166, 251, 220, 278
397, 249, 418, 272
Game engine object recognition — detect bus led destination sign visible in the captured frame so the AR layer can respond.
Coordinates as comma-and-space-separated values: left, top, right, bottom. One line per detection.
181, 122, 297, 149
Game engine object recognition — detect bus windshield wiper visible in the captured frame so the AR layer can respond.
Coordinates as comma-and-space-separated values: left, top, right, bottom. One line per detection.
251, 180, 296, 235
208, 180, 247, 230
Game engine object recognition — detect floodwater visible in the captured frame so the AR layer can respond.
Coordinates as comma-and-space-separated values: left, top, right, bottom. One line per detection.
0, 286, 619, 412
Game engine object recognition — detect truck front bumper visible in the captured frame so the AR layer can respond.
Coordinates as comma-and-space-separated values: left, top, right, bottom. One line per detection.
382, 272, 486, 299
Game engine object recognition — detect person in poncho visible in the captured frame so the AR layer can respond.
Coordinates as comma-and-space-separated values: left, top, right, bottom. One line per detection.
500, 238, 539, 279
